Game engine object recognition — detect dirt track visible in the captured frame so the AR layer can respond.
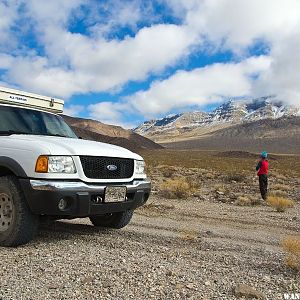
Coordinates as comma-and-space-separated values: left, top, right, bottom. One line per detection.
0, 197, 299, 300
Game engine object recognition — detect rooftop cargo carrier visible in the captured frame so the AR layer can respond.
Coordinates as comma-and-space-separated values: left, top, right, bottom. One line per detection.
0, 86, 64, 113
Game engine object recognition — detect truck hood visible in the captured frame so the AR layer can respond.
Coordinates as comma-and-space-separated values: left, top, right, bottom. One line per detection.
9, 135, 143, 160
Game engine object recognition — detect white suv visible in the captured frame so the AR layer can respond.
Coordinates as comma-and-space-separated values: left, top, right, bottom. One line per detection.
0, 87, 151, 246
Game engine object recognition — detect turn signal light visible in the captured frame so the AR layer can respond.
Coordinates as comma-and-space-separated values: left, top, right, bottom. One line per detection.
35, 156, 49, 173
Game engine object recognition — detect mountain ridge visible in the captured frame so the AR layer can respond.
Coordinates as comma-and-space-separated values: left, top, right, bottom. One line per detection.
134, 96, 300, 143
63, 115, 163, 153
162, 116, 300, 154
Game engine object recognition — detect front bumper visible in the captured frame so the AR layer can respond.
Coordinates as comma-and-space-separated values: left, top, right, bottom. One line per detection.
19, 179, 151, 217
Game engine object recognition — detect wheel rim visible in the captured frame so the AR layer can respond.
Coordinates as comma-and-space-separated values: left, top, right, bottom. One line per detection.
0, 193, 14, 232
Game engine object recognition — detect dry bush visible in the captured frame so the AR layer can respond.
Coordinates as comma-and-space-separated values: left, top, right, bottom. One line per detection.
270, 190, 289, 198
267, 196, 295, 212
235, 196, 252, 206
235, 196, 261, 206
145, 164, 154, 176
214, 184, 229, 195
161, 166, 177, 178
224, 173, 244, 183
214, 184, 226, 192
273, 174, 288, 181
282, 236, 300, 271
180, 229, 198, 242
160, 178, 190, 199
186, 177, 201, 191
235, 196, 251, 206
271, 184, 290, 192
205, 172, 215, 179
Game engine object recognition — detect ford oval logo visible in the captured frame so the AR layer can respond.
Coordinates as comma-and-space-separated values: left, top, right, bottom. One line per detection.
107, 164, 118, 171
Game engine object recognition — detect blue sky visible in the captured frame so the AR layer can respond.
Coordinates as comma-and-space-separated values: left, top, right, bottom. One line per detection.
0, 0, 300, 128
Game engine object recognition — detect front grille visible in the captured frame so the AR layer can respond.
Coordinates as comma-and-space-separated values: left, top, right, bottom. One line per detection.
80, 156, 134, 179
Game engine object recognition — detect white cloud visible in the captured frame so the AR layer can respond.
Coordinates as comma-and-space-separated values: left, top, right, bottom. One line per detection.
64, 104, 85, 117
5, 56, 81, 98
88, 101, 136, 128
124, 56, 270, 117
3, 22, 195, 98
24, 0, 84, 27
87, 56, 271, 121
1, 0, 300, 124
0, 0, 197, 99
167, 0, 300, 51
88, 0, 143, 37
254, 32, 300, 106
0, 0, 20, 50
125, 0, 300, 115
0, 53, 13, 69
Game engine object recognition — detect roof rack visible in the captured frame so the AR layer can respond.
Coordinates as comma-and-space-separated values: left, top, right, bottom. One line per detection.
0, 86, 64, 113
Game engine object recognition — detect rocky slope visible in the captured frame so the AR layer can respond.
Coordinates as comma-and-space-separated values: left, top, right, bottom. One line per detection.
134, 97, 300, 143
162, 116, 300, 154
63, 115, 163, 153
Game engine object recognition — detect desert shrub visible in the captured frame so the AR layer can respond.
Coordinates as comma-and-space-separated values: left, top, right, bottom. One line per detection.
282, 236, 300, 271
180, 229, 198, 242
223, 173, 244, 183
235, 196, 261, 206
214, 184, 226, 192
273, 173, 288, 181
186, 177, 201, 191
267, 196, 294, 212
214, 184, 229, 195
205, 172, 215, 179
155, 165, 178, 178
235, 196, 251, 206
161, 168, 174, 178
271, 184, 290, 192
270, 190, 289, 198
160, 177, 190, 199
145, 164, 154, 176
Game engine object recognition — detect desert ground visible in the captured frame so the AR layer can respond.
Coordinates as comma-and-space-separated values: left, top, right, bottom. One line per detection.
0, 150, 299, 299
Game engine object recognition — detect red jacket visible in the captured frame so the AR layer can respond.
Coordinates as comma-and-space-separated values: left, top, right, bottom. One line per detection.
256, 159, 269, 176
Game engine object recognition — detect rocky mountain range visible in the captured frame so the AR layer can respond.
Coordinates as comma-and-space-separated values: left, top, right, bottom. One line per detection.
134, 97, 300, 144
162, 116, 300, 154
61, 96, 300, 154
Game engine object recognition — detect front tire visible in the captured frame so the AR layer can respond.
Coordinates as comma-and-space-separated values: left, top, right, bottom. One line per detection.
0, 176, 39, 247
89, 210, 134, 229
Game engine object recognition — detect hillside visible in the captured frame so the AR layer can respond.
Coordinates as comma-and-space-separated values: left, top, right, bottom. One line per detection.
162, 116, 300, 154
63, 115, 163, 153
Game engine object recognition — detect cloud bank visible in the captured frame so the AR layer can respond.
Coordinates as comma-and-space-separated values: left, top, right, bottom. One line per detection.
0, 0, 300, 126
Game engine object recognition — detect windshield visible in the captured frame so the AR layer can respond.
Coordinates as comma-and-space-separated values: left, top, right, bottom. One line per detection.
0, 106, 77, 138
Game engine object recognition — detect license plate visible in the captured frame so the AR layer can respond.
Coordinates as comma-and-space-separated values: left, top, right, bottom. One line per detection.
105, 186, 127, 203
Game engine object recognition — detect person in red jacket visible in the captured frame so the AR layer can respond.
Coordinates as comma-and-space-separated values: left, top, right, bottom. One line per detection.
256, 151, 269, 200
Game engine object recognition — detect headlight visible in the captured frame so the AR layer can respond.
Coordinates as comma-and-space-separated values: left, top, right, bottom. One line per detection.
35, 156, 76, 173
135, 160, 145, 175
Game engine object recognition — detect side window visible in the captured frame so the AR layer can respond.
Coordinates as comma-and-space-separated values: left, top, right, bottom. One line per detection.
43, 114, 71, 136
43, 114, 61, 134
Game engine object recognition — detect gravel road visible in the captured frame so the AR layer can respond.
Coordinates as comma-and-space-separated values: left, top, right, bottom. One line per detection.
0, 197, 299, 300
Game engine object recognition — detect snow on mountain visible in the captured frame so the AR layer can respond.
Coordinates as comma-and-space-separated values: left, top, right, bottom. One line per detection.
134, 97, 300, 137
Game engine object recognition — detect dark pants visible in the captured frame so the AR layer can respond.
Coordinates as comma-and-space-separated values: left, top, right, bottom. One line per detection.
259, 174, 268, 200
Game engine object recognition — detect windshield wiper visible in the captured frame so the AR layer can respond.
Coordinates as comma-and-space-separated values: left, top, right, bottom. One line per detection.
0, 130, 31, 136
